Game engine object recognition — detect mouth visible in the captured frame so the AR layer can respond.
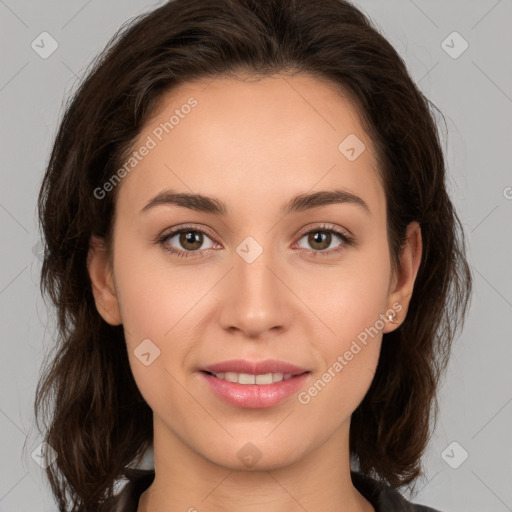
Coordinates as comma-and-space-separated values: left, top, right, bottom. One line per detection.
198, 360, 312, 408
200, 358, 310, 377
201, 370, 309, 385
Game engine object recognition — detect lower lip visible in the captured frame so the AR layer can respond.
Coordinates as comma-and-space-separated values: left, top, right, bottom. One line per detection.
200, 371, 311, 408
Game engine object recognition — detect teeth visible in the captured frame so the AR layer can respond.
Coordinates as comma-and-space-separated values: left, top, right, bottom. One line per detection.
212, 372, 295, 384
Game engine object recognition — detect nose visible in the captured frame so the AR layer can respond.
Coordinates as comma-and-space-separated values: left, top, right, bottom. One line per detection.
218, 242, 292, 339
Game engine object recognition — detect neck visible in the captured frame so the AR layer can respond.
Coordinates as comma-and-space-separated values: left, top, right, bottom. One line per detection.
138, 416, 374, 512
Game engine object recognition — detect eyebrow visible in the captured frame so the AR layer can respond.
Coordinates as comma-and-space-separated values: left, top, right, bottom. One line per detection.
139, 188, 371, 217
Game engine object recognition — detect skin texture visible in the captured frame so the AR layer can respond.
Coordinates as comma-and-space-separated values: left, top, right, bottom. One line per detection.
87, 74, 422, 512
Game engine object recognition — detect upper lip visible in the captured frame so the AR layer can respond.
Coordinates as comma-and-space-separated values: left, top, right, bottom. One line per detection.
201, 359, 309, 375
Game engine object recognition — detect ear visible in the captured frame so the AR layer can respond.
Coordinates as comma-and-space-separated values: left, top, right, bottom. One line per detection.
383, 222, 422, 333
87, 235, 122, 326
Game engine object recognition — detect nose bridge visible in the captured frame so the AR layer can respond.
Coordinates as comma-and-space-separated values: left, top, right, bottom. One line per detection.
219, 234, 289, 336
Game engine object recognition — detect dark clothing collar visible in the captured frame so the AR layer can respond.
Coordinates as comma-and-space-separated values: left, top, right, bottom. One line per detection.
350, 471, 441, 512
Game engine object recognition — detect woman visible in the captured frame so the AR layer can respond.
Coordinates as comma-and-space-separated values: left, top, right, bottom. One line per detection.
34, 0, 472, 511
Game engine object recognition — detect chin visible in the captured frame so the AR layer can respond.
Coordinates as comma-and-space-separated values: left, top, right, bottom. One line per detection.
202, 439, 306, 472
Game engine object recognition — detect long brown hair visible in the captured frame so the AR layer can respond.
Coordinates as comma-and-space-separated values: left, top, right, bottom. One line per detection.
34, 0, 472, 510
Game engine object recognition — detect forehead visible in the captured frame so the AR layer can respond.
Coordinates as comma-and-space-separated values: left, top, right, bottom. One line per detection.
116, 73, 384, 217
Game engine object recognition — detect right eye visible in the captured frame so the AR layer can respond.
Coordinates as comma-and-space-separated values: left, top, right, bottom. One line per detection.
156, 225, 218, 259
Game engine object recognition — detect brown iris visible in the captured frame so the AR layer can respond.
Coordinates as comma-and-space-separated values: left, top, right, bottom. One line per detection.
180, 230, 203, 250
308, 231, 331, 250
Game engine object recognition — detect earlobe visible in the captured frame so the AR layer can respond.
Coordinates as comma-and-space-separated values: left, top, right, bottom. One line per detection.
383, 222, 422, 333
87, 235, 122, 326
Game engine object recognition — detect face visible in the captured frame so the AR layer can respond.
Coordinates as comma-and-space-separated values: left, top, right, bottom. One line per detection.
88, 73, 420, 473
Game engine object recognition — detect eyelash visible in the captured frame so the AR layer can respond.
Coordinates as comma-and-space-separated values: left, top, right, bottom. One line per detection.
154, 223, 354, 260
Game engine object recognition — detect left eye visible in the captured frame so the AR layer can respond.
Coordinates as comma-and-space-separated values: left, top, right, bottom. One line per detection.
295, 228, 350, 253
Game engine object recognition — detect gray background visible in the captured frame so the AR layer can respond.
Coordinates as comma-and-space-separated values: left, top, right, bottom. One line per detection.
1, 0, 511, 511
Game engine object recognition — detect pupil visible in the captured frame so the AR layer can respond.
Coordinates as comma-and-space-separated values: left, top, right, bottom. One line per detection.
311, 231, 329, 250
182, 231, 202, 249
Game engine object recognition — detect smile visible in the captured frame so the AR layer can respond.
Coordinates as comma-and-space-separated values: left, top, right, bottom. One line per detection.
204, 371, 296, 384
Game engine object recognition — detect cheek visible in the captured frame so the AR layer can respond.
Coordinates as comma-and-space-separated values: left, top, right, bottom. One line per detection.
110, 238, 197, 399
299, 236, 392, 344
295, 238, 391, 412
116, 270, 197, 417
112, 231, 196, 339
297, 281, 386, 434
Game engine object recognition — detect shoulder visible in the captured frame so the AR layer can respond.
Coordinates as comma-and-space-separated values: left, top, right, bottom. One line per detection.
350, 471, 444, 512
